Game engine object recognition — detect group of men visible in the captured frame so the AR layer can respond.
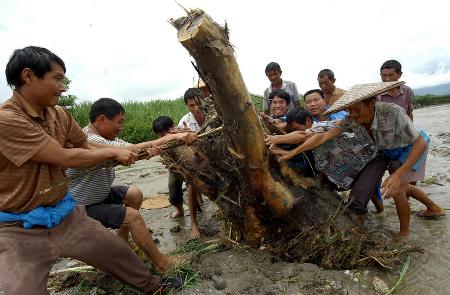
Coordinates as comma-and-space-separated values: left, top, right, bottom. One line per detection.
262, 60, 444, 238
0, 46, 207, 294
0, 45, 445, 294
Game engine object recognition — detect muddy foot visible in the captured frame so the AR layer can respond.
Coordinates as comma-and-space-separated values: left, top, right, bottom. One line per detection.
416, 209, 445, 219
154, 255, 182, 273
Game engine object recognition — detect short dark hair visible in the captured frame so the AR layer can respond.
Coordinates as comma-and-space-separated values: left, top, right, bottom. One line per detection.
265, 62, 282, 73
89, 98, 125, 123
380, 59, 402, 74
362, 96, 377, 105
286, 107, 313, 125
183, 88, 202, 104
269, 89, 291, 105
317, 69, 335, 81
5, 46, 66, 89
303, 89, 324, 100
152, 116, 174, 134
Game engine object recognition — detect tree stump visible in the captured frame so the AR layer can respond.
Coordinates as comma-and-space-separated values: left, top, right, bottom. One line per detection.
166, 8, 415, 269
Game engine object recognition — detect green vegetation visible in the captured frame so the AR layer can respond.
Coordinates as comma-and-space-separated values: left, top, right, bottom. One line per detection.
66, 94, 264, 143
414, 94, 450, 108
64, 93, 449, 144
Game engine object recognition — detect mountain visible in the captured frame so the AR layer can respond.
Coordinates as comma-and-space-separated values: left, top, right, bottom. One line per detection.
414, 83, 450, 96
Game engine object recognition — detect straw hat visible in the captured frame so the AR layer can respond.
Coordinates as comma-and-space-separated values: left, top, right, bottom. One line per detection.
193, 79, 206, 88
324, 81, 405, 115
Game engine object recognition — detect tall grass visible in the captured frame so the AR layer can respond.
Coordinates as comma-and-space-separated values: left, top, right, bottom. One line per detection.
68, 95, 264, 143
67, 94, 449, 144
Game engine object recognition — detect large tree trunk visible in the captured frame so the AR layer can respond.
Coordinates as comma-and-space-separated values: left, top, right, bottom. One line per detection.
166, 9, 413, 269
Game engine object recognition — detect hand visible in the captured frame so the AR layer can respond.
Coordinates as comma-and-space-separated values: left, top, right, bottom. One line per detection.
272, 118, 282, 125
145, 146, 161, 159
175, 126, 191, 133
260, 113, 271, 122
270, 147, 294, 161
178, 132, 198, 145
265, 135, 279, 146
113, 149, 138, 166
381, 174, 403, 199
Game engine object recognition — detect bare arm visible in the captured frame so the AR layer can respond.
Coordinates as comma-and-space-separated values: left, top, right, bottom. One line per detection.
265, 131, 312, 146
83, 132, 197, 152
32, 138, 137, 169
382, 135, 426, 197
272, 127, 343, 160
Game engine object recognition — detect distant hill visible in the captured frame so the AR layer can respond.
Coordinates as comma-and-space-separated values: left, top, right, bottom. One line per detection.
414, 83, 450, 96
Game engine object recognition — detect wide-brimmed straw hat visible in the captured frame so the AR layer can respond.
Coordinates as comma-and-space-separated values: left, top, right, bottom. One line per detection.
324, 81, 405, 115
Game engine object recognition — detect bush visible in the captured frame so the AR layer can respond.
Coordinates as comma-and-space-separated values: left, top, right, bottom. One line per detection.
414, 94, 450, 108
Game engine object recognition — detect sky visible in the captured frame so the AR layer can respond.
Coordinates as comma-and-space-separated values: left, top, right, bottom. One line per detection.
1, 0, 450, 102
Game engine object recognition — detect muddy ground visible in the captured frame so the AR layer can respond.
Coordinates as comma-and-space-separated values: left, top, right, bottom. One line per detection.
2, 104, 449, 295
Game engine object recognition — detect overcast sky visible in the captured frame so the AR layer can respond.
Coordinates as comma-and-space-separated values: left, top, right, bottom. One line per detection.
1, 0, 450, 102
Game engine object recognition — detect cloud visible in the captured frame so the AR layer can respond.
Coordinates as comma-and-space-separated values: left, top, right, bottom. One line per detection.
1, 0, 450, 103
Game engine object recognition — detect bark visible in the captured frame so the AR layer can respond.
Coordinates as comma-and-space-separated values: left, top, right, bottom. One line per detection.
165, 9, 414, 268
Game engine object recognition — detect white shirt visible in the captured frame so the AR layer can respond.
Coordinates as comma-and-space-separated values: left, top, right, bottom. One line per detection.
178, 112, 202, 132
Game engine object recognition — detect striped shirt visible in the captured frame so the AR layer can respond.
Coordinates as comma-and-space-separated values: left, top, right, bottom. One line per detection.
67, 125, 130, 205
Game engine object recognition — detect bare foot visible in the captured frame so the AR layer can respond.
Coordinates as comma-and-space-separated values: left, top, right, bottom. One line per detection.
416, 209, 445, 219
170, 210, 184, 220
191, 225, 201, 239
395, 232, 409, 242
154, 255, 181, 273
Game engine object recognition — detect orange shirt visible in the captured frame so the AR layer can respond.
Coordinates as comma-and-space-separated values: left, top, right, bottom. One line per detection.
0, 91, 87, 212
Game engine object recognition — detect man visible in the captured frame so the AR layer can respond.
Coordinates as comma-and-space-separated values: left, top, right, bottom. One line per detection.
153, 115, 202, 238
378, 59, 414, 121
0, 46, 174, 294
168, 88, 205, 238
303, 89, 347, 122
317, 69, 346, 106
261, 89, 291, 129
179, 88, 205, 131
263, 62, 300, 115
266, 108, 383, 213
274, 82, 444, 238
68, 98, 197, 271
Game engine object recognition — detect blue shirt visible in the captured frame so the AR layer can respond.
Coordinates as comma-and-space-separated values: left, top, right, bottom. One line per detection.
312, 109, 347, 122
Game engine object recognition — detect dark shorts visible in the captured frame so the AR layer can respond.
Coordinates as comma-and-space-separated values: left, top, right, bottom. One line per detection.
85, 186, 129, 229
168, 172, 184, 206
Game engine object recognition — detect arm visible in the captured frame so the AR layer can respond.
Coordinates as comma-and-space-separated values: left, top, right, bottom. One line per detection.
265, 131, 312, 146
263, 89, 270, 115
382, 135, 426, 197
292, 82, 301, 108
83, 132, 197, 152
32, 138, 137, 169
407, 111, 413, 122
272, 127, 343, 160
